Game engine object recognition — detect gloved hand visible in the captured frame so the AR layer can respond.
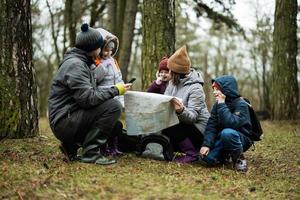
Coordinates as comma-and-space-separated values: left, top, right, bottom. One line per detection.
115, 83, 132, 95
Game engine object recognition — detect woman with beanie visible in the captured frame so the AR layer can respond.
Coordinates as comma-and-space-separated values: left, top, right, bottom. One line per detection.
162, 45, 210, 164
48, 23, 131, 165
147, 57, 171, 94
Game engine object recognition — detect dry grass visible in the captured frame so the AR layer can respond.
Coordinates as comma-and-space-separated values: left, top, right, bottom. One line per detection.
0, 119, 299, 200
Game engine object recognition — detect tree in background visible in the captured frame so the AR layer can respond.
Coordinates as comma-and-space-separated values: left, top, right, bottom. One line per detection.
249, 14, 272, 112
142, 0, 175, 90
271, 0, 299, 120
117, 0, 138, 82
0, 0, 38, 138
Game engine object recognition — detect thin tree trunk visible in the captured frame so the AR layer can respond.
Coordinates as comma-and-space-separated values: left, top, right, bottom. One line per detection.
0, 0, 39, 138
90, 0, 106, 27
261, 49, 271, 112
142, 0, 175, 90
118, 0, 138, 82
271, 0, 299, 120
46, 0, 61, 63
107, 0, 117, 33
65, 0, 76, 47
203, 52, 212, 110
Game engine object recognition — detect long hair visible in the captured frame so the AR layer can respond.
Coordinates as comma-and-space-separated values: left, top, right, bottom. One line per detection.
171, 71, 187, 86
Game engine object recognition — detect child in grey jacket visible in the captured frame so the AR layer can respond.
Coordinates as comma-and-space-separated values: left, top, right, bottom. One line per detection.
91, 28, 125, 156
92, 28, 124, 107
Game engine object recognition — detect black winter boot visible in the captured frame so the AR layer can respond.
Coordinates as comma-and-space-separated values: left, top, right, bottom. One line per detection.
80, 128, 116, 165
59, 142, 80, 162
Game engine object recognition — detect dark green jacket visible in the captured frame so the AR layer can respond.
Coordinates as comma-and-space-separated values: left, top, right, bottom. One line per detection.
48, 48, 119, 128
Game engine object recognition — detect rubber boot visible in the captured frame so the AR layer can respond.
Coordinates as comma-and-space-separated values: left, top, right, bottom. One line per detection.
80, 128, 116, 165
175, 138, 199, 164
59, 142, 80, 163
107, 136, 123, 156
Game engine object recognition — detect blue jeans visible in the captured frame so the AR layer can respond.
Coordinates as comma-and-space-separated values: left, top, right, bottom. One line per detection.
202, 128, 251, 165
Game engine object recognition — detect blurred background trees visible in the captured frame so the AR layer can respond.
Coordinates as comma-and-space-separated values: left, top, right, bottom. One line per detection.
32, 0, 299, 117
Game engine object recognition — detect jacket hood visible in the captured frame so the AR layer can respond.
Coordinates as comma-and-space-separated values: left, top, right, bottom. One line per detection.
212, 75, 240, 98
96, 28, 119, 57
182, 69, 204, 86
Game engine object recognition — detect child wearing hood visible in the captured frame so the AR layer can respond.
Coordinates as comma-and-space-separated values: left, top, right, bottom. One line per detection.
199, 75, 253, 172
91, 28, 124, 156
147, 57, 170, 94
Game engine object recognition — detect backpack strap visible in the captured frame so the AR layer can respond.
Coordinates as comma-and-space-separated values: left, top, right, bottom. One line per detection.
240, 97, 252, 107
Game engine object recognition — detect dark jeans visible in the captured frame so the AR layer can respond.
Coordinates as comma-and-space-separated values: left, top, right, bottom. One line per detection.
162, 123, 203, 152
53, 99, 122, 151
203, 128, 252, 165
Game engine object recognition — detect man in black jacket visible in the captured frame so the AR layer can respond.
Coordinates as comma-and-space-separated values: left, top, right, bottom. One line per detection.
48, 23, 131, 165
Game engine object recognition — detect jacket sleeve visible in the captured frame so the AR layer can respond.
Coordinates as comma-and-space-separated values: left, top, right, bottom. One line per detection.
114, 59, 124, 84
177, 84, 203, 124
202, 103, 219, 148
65, 62, 119, 108
217, 101, 250, 129
147, 81, 161, 93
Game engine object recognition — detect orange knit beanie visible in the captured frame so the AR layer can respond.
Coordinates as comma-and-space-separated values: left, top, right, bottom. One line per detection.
167, 45, 191, 74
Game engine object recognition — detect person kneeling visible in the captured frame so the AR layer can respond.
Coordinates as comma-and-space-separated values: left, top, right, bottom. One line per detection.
199, 75, 253, 172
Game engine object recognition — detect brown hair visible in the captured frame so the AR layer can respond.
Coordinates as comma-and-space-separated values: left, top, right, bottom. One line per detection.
171, 71, 187, 86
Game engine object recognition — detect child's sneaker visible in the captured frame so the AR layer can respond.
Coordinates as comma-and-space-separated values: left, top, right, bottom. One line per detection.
234, 158, 247, 172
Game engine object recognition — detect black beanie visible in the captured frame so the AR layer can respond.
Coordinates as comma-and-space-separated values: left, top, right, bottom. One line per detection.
75, 23, 103, 52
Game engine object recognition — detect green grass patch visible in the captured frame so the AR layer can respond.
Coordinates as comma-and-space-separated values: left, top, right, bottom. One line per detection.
0, 119, 299, 199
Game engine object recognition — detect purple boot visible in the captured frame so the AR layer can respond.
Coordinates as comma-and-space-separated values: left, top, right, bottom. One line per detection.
107, 136, 123, 156
175, 138, 199, 164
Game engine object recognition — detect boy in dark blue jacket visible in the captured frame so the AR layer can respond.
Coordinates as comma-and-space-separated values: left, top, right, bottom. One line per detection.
199, 75, 253, 171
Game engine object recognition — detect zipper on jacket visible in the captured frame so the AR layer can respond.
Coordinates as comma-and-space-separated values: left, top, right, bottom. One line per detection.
68, 109, 71, 118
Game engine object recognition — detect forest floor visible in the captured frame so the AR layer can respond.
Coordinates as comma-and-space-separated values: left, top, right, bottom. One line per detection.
0, 119, 299, 200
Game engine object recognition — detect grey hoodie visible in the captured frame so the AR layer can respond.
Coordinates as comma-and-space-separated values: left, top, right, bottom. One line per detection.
164, 69, 210, 134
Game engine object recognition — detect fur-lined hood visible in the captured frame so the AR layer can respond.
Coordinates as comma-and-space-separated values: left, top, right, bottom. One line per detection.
96, 28, 119, 57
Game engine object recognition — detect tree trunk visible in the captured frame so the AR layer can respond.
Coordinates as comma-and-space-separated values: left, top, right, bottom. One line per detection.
0, 0, 39, 138
65, 0, 76, 47
142, 0, 175, 90
262, 48, 271, 113
107, 0, 117, 33
203, 52, 212, 110
114, 0, 126, 60
46, 0, 61, 64
271, 0, 299, 120
89, 0, 106, 27
118, 0, 138, 82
